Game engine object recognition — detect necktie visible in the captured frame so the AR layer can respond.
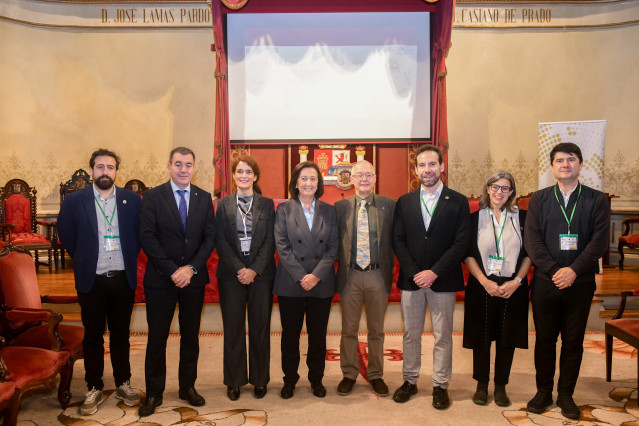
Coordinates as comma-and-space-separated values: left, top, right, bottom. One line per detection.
356, 200, 370, 268
177, 190, 187, 230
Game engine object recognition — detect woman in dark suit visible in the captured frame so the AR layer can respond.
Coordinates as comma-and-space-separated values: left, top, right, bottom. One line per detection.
274, 161, 338, 400
216, 155, 276, 401
463, 171, 532, 407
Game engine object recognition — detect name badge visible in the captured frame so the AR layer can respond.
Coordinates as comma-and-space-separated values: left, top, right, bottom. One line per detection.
560, 234, 578, 250
240, 236, 252, 254
487, 254, 504, 274
104, 235, 121, 251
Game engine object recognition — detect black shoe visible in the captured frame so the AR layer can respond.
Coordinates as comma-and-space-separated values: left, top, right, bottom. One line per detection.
526, 391, 553, 414
392, 381, 418, 403
227, 386, 240, 401
310, 381, 326, 398
254, 386, 267, 399
179, 387, 205, 407
280, 382, 295, 399
370, 378, 389, 397
432, 386, 450, 410
337, 378, 356, 396
556, 395, 581, 420
472, 382, 488, 406
138, 395, 162, 417
494, 384, 510, 407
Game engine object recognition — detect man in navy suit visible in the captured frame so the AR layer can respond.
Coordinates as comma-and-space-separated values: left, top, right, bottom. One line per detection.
138, 147, 216, 417
57, 148, 142, 416
392, 144, 470, 408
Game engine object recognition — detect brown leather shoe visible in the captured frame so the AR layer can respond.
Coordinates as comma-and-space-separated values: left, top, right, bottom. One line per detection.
337, 378, 356, 396
370, 378, 389, 397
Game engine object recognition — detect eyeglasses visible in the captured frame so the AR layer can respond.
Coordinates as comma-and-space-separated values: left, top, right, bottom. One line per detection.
353, 173, 375, 180
489, 184, 512, 193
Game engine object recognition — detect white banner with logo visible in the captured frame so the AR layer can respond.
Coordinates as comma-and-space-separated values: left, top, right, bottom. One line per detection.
537, 120, 606, 191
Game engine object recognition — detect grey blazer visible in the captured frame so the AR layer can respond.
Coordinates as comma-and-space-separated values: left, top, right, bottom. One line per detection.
273, 198, 338, 298
335, 194, 395, 294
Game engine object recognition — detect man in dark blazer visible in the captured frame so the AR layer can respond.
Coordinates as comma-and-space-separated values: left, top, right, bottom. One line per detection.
138, 147, 216, 417
524, 143, 610, 420
335, 160, 395, 397
57, 148, 142, 415
391, 144, 470, 408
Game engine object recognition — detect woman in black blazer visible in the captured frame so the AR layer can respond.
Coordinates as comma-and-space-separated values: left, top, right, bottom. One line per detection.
273, 161, 338, 400
463, 171, 532, 407
216, 155, 276, 401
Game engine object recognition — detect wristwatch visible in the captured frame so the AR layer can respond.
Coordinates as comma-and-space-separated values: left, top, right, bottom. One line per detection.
188, 265, 197, 275
514, 276, 523, 283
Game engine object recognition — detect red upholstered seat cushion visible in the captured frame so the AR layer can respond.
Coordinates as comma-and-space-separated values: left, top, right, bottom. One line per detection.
1, 347, 69, 388
4, 194, 31, 234
0, 381, 16, 402
10, 324, 84, 357
10, 232, 49, 244
607, 318, 639, 337
620, 234, 639, 246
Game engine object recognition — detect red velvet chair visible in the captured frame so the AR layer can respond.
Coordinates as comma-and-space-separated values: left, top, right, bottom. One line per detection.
0, 332, 72, 411
618, 218, 639, 270
0, 377, 18, 426
605, 289, 639, 390
0, 179, 54, 273
0, 250, 83, 402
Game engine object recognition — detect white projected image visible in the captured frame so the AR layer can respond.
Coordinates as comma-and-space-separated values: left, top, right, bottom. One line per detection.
228, 12, 431, 142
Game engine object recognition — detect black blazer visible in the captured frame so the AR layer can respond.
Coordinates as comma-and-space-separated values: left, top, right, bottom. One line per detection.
215, 192, 276, 281
335, 194, 395, 294
139, 181, 216, 288
273, 198, 338, 299
57, 186, 141, 293
392, 186, 470, 292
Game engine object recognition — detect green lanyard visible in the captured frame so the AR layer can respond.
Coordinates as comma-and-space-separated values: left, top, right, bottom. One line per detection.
94, 196, 117, 227
491, 210, 507, 257
553, 183, 581, 233
420, 192, 438, 219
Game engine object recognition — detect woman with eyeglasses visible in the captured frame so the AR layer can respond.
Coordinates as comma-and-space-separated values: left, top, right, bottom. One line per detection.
463, 171, 532, 407
273, 161, 338, 400
215, 155, 276, 401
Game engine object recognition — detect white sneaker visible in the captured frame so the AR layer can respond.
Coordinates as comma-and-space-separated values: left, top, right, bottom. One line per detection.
80, 388, 104, 415
115, 380, 140, 406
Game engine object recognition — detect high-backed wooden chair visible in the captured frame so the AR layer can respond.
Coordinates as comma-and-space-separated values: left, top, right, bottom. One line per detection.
0, 249, 83, 403
0, 179, 54, 273
56, 170, 92, 268
605, 289, 639, 390
618, 218, 639, 270
124, 179, 149, 196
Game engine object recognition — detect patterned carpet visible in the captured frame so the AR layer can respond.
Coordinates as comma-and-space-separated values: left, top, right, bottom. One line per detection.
15, 332, 638, 425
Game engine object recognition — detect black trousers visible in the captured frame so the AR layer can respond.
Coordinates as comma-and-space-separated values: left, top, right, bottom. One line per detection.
278, 295, 332, 384
219, 275, 273, 388
144, 284, 205, 397
77, 274, 135, 391
531, 277, 595, 396
473, 346, 515, 385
